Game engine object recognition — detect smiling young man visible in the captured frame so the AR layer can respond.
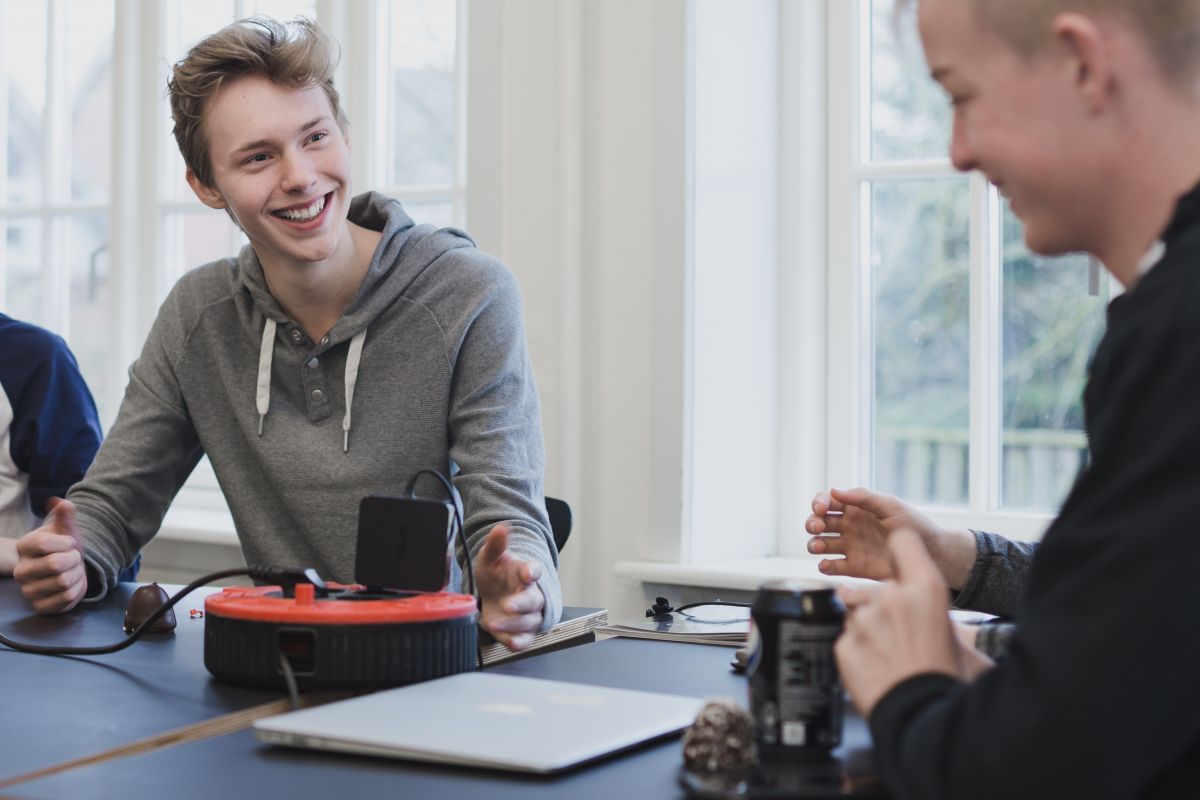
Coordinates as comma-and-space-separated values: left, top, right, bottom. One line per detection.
12, 17, 561, 650
830, 1, 1200, 797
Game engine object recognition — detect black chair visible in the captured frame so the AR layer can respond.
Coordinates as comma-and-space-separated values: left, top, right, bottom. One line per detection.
545, 497, 573, 554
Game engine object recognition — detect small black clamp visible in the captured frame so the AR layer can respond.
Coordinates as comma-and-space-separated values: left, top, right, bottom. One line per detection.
646, 596, 675, 617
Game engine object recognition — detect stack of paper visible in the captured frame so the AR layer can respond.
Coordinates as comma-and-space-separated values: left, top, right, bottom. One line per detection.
480, 607, 609, 666
597, 604, 750, 647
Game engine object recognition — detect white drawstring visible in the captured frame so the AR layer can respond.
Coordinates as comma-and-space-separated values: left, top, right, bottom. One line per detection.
343, 330, 366, 453
256, 319, 277, 435
257, 318, 365, 451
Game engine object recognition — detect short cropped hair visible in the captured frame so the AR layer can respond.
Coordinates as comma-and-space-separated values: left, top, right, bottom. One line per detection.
167, 16, 349, 188
901, 1, 1200, 86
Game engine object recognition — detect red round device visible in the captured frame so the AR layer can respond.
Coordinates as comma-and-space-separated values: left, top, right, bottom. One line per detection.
203, 584, 478, 691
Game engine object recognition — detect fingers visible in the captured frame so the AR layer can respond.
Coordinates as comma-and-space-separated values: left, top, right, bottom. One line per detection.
817, 557, 859, 577
18, 565, 85, 601
810, 490, 846, 517
830, 487, 893, 519
14, 506, 88, 615
501, 582, 546, 615
491, 631, 537, 651
482, 581, 546, 652
518, 559, 542, 585
16, 530, 83, 559
887, 528, 943, 586
14, 547, 83, 581
837, 583, 878, 611
807, 534, 848, 556
18, 563, 86, 613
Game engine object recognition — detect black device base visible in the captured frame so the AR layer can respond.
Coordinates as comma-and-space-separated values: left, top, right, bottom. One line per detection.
204, 613, 478, 691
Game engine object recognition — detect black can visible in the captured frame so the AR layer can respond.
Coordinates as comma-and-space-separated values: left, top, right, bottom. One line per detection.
747, 579, 845, 758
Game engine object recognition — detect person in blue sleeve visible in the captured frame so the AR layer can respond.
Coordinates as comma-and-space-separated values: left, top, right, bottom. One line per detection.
0, 314, 138, 580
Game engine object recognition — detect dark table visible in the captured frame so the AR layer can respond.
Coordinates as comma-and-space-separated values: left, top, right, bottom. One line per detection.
0, 581, 283, 785
1, 581, 883, 799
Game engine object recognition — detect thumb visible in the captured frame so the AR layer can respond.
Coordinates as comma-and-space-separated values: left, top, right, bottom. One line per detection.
46, 498, 82, 547
887, 528, 942, 586
478, 523, 511, 567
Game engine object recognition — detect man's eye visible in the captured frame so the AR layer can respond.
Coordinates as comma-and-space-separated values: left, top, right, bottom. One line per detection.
310, 132, 327, 143
245, 153, 269, 164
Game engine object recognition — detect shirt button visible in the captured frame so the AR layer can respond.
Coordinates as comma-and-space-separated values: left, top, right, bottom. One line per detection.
289, 328, 303, 344
320, 335, 330, 345
307, 358, 319, 369
311, 389, 324, 402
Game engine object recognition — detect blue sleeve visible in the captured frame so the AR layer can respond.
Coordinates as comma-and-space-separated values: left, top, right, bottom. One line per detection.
2, 326, 102, 516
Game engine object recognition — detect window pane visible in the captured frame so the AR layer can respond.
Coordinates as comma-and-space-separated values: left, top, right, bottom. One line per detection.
4, 0, 48, 204
872, 179, 970, 505
164, 1, 235, 64
2, 218, 44, 325
1001, 204, 1106, 509
400, 199, 455, 228
163, 211, 240, 287
161, 1, 236, 201
868, 0, 949, 162
65, 0, 114, 202
249, 0, 317, 21
60, 214, 113, 422
387, 0, 457, 187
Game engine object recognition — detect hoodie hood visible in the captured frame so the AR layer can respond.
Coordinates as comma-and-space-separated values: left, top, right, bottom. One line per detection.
236, 192, 477, 450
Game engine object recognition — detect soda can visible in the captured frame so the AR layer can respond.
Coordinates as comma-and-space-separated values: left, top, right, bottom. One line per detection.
747, 579, 845, 758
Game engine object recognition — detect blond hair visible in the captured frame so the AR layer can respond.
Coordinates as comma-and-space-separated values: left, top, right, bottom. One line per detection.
167, 16, 349, 188
900, 1, 1200, 84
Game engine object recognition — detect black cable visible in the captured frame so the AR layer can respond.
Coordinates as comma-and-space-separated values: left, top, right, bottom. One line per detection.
404, 468, 482, 670
278, 653, 301, 711
0, 566, 325, 656
403, 469, 472, 593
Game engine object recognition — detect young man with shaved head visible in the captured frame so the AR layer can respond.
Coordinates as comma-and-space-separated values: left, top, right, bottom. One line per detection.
822, 1, 1200, 796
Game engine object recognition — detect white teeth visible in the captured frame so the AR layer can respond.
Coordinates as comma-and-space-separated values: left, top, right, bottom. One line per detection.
276, 195, 326, 221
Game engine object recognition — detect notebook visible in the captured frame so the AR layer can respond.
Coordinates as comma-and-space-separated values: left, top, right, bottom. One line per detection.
254, 671, 704, 773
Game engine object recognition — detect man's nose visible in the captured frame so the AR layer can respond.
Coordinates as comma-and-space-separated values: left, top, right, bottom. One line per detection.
948, 114, 976, 173
280, 152, 317, 192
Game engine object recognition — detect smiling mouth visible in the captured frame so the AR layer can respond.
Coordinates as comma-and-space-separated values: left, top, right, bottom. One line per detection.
273, 193, 329, 222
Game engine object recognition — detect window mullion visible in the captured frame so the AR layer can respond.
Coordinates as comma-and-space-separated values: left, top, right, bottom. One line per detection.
824, 0, 861, 488
43, 0, 64, 332
967, 172, 1001, 514
454, 0, 469, 226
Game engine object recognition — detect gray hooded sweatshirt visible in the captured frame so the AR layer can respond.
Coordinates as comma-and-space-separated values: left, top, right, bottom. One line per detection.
69, 192, 562, 630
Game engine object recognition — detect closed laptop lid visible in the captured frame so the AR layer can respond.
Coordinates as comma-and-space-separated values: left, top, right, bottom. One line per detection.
253, 671, 705, 773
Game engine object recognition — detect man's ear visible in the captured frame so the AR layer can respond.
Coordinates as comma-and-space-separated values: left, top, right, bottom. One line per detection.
1053, 12, 1113, 114
186, 168, 227, 210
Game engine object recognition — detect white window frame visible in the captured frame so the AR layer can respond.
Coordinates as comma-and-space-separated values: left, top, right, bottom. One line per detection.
826, 0, 1058, 541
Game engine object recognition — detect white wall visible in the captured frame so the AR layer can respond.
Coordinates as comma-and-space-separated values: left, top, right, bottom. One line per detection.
467, 0, 690, 621
466, 0, 825, 621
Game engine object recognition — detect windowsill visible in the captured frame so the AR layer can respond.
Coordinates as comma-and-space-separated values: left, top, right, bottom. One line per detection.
614, 556, 875, 592
158, 506, 239, 546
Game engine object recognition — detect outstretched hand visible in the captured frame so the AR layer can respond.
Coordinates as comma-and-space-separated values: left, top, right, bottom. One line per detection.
805, 487, 976, 589
835, 528, 962, 717
474, 523, 545, 651
14, 498, 88, 614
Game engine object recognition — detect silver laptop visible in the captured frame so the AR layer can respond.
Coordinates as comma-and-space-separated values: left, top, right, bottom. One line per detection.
253, 671, 705, 773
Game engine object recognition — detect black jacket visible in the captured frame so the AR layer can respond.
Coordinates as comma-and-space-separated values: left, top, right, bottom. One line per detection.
870, 185, 1200, 799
